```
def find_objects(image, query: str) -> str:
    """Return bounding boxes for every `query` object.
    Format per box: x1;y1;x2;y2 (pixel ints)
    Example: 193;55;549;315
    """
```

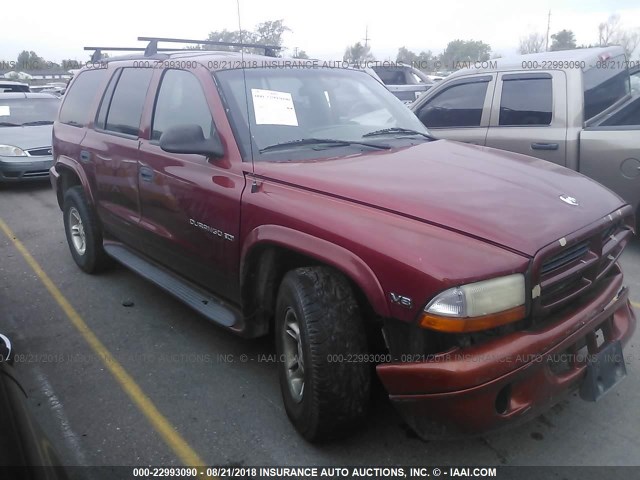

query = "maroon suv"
50;47;636;441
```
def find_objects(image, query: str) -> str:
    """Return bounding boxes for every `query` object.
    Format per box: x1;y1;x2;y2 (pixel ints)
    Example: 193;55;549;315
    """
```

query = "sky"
1;0;639;64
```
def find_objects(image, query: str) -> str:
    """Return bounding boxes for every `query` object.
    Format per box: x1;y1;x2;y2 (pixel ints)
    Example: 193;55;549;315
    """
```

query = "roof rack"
138;37;282;57
85;37;282;62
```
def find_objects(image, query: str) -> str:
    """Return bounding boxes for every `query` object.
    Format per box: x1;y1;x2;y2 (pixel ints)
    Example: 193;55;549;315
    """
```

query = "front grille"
535;217;632;317
541;240;590;275
26;147;53;156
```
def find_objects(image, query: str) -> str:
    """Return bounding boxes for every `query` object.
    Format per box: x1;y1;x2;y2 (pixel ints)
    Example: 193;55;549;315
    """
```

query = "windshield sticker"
0;106;10;116
251;88;298;126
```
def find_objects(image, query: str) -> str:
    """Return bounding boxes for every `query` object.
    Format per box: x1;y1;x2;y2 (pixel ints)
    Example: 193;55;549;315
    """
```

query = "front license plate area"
579;340;626;402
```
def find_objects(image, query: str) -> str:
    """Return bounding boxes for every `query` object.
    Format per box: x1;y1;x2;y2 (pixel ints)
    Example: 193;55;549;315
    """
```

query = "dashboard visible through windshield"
215;67;431;161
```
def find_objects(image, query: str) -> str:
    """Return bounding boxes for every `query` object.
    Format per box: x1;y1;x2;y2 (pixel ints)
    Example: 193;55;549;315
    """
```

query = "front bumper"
0;156;53;182
376;267;636;437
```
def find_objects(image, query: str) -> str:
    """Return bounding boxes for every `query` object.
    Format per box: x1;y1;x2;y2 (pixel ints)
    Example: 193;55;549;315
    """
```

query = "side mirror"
159;124;224;158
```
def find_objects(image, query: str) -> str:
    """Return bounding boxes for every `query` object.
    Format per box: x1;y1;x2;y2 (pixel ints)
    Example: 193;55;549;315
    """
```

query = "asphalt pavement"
0;181;639;470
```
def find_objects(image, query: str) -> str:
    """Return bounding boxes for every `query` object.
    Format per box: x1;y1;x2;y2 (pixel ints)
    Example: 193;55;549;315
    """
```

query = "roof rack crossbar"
138;36;282;57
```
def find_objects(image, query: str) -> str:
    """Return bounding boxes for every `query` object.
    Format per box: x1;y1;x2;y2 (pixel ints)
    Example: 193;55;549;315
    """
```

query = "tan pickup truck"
411;46;640;219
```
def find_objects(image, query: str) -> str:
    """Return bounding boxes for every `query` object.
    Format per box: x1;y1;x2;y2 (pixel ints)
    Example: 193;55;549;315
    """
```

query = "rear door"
137;68;244;301
81;67;154;246
413;74;495;144
485;71;568;166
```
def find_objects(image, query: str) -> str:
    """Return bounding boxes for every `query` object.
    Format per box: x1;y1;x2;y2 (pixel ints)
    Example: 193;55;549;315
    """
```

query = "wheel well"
241;245;383;350
56;167;82;210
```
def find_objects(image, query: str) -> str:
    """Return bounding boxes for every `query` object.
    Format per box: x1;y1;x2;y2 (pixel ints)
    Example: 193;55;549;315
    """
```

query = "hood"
0;125;53;151
253;140;626;256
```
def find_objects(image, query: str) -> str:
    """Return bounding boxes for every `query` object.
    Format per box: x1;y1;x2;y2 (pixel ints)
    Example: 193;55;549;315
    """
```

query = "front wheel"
62;186;110;273
275;267;371;441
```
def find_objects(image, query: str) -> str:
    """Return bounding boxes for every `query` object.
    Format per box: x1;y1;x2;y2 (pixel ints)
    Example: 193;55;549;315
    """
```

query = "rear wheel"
62;186;110;273
275;266;370;441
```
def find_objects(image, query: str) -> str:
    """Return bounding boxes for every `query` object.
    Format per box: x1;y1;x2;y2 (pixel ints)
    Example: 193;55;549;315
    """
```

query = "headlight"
420;274;526;333
0;145;27;157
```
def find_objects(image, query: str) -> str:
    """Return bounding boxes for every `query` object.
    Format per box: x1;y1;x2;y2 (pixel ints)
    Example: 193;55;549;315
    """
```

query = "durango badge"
559;194;579;206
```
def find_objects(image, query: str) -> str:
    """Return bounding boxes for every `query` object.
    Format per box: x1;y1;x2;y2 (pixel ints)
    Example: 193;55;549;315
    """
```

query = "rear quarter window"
59;69;109;126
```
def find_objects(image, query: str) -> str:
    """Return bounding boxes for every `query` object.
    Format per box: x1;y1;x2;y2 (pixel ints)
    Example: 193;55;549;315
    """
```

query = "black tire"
62;186;110;273
275;266;371;441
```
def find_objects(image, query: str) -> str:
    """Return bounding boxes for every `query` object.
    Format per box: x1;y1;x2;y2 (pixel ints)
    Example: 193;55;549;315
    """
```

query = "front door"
137;68;244;301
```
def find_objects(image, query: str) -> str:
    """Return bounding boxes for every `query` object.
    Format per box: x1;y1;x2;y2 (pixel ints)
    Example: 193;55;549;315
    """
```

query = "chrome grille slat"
535;220;631;318
541;240;590;275
26;147;52;156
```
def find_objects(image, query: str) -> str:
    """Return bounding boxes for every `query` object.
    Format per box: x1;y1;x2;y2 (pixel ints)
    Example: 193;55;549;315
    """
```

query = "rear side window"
151;70;213;141
103;68;153;136
59;69;108;126
417;81;488;127
499;78;552;126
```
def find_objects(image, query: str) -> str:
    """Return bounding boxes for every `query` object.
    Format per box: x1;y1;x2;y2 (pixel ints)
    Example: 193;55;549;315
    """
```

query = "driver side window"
152;69;214;141
417;81;488;128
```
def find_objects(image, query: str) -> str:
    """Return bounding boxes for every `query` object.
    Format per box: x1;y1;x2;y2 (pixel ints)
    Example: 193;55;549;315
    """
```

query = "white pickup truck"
411;46;640;219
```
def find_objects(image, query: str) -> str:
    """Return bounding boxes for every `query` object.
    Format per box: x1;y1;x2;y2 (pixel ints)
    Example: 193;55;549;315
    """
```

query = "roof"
91;50;320;72
448;46;625;79
0;92;61;99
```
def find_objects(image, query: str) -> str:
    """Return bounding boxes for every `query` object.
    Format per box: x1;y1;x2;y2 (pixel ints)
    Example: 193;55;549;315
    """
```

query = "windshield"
583;54;630;121
0;97;60;126
215;67;430;161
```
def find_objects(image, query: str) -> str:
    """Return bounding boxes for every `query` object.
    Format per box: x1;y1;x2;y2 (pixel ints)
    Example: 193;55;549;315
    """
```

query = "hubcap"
68;207;86;255
282;307;305;403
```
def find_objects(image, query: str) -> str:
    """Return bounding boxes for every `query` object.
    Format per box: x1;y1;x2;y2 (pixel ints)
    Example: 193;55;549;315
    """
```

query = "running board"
104;243;239;328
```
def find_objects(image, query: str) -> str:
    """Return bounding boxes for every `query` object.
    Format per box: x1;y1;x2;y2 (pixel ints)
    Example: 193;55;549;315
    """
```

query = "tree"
598;14;622;46
518;32;546;54
396;47;433;67
292;48;309;59
62;59;83;70
550;30;576;51
619;31;640;60
598;14;640;59
440;40;491;69
204;19;290;55
254;19;290;47
343;42;374;63
397;46;418;64
17;50;45;69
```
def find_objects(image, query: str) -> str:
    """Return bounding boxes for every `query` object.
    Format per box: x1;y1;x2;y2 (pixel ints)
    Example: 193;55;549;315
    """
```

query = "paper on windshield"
251;89;298;126
0;106;10;116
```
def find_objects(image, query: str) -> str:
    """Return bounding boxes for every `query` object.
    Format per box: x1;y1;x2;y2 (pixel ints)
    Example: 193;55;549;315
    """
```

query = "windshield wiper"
363;127;436;140
0;122;21;127
259;137;390;153
21;120;54;126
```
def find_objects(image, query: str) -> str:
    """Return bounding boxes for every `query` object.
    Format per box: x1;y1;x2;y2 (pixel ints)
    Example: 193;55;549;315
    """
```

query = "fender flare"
241;225;390;317
55;156;95;206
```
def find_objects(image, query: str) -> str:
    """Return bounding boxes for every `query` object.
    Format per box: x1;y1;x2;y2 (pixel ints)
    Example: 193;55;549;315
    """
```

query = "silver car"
0;93;60;183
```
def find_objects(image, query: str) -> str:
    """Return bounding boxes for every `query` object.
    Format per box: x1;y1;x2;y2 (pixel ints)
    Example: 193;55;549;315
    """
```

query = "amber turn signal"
419;305;526;333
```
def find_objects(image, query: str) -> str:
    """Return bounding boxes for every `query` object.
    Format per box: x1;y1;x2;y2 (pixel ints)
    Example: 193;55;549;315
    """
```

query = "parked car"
0;93;60;183
411;46;640;221
51;41;635;441
370;63;434;104
0;81;30;93
0;333;69;478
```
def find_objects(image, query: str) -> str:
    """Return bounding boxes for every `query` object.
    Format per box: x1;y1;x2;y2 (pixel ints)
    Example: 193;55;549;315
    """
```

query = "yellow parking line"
0;218;205;468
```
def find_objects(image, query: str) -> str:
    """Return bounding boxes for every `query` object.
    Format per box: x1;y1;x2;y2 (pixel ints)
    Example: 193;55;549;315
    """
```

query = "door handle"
139;166;154;182
531;142;559;151
79;150;91;163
